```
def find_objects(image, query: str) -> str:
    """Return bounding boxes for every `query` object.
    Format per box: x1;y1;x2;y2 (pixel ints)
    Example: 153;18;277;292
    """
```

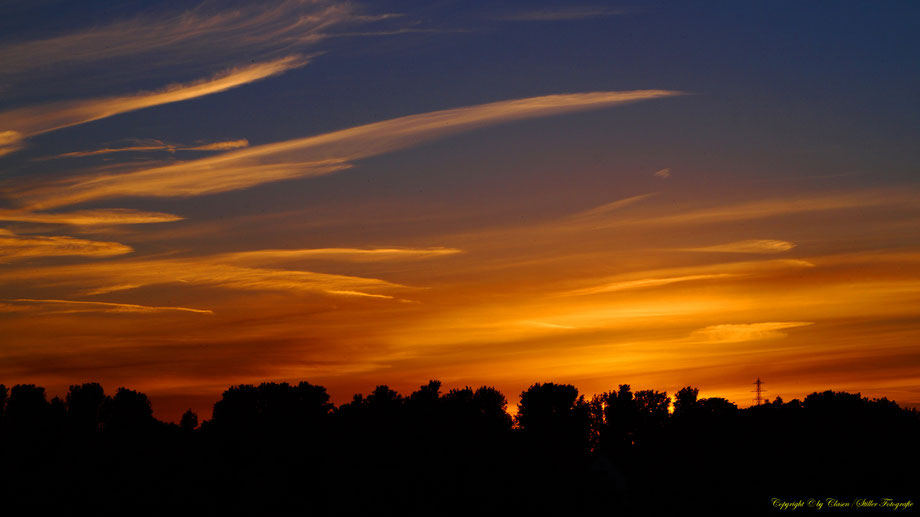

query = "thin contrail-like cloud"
561;273;739;297
4;298;214;315
568;191;919;230
0;208;182;225
679;240;796;254
40;139;250;160
18;90;683;209
218;247;462;265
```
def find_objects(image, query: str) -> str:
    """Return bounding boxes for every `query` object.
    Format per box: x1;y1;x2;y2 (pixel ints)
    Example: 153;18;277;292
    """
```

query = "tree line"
0;380;916;516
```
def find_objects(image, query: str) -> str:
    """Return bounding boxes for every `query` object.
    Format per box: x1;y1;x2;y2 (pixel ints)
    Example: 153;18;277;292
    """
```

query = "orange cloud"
0;229;132;262
0;255;407;298
0;130;24;157
218;247;462;265
679;239;796;254
5;298;213;315
636;193;910;227
561;273;739;297
0;57;306;146
689;322;814;343
43;139;250;160
0;208;182;225
0;1;375;85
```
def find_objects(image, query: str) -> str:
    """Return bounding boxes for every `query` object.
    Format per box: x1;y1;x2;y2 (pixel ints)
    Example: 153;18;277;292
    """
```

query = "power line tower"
752;377;766;406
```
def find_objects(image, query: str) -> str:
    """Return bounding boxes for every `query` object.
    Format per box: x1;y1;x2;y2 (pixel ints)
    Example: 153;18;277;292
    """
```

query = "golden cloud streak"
182;140;251;152
558;259;814;297
5;298;213;315
0;57;306;143
561;273;740;297
564;193;657;222
0;256;405;298
680;239;796;254
18;90;682;209
562;191;920;232
0;208;182;225
0;130;24;157
44;139;250;160
219;247;462;265
0;1;367;83
689;322;814;343
0;229;132;262
639;193;907;226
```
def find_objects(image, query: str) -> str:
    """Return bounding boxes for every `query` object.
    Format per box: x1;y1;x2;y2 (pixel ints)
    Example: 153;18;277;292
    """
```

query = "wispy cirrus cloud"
219;247;462;265
0;229;132;262
0;57;305;156
0;208;182;226
0;1;389;92
15;90;682;209
558;258;815;298
0;245;463;299
564;193;656;223
680;239;796;254
562;273;739;297
690;322;813;343
4;298;213;315
0;255;406;299
563;191;920;231
0;131;23;157
41;139;250;160
641;194;907;227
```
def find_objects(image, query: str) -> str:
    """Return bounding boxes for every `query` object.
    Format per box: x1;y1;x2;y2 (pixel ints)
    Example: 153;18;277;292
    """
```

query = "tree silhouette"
179;408;198;432
0;384;7;421
102;387;154;432
517;382;591;452
65;382;106;434
408;379;441;407
634;389;669;435
210;381;333;434
697;396;737;416
672;386;699;417
4;384;50;434
592;384;638;454
0;379;915;516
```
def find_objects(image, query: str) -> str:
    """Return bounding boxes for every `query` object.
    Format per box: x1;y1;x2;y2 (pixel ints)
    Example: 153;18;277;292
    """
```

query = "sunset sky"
1;0;919;421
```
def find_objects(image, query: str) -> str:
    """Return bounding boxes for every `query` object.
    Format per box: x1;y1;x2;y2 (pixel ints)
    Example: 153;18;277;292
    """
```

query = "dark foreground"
0;381;916;516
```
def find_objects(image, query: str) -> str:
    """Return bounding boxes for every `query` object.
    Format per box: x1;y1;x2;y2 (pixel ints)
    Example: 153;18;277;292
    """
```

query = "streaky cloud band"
18;90;683;209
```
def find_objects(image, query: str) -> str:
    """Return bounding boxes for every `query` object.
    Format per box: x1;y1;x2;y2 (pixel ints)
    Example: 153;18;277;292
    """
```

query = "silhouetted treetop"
210;381;332;433
180;409;198;432
517;382;591;451
4;384;50;433
672;386;699;417
66;382;106;433
103;387;154;432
